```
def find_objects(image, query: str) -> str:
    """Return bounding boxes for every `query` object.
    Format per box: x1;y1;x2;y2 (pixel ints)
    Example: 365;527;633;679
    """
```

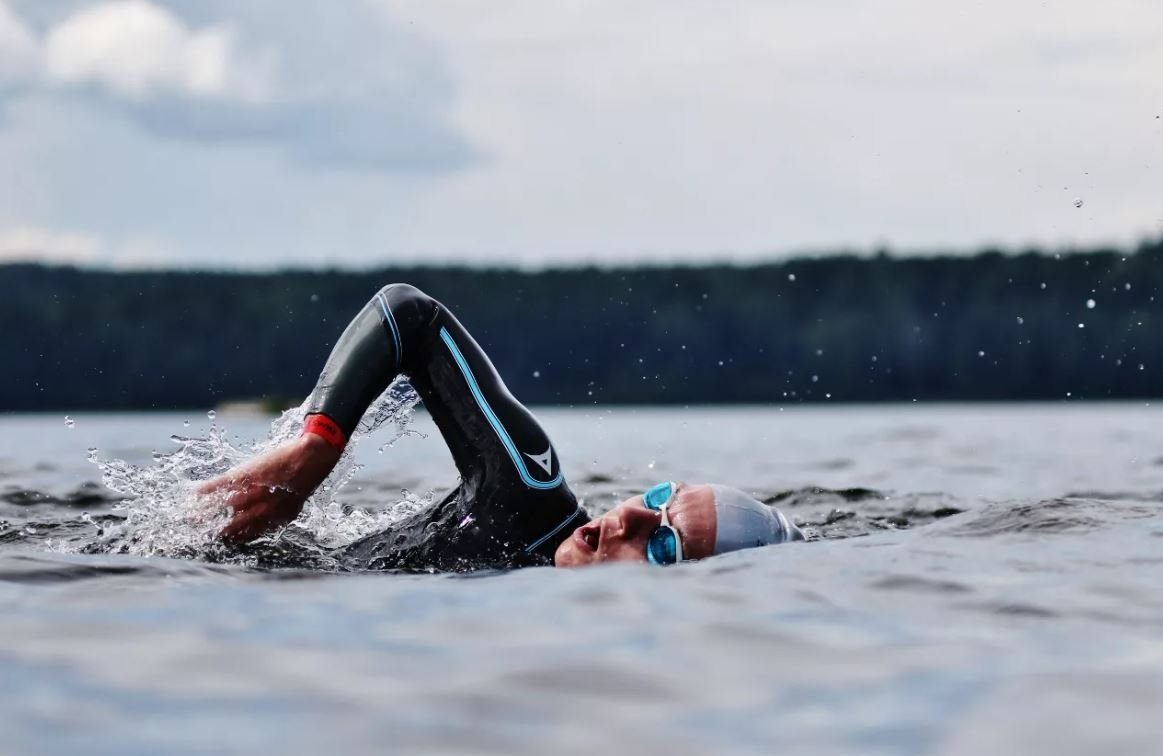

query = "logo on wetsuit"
523;446;554;476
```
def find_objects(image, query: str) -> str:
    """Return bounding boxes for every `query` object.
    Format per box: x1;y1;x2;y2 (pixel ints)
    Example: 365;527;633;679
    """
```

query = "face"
554;482;717;567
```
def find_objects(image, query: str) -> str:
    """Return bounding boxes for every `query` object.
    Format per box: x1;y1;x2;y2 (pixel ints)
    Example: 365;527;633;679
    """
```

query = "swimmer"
199;284;803;570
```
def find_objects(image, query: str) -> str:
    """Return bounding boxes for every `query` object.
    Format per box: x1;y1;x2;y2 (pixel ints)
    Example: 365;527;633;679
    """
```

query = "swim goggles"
642;481;685;565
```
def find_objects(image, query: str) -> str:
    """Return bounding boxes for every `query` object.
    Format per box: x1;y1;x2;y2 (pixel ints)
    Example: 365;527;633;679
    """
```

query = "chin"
553;540;589;568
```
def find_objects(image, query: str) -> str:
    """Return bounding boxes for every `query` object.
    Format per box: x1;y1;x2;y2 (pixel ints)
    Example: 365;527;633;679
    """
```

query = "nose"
617;504;662;538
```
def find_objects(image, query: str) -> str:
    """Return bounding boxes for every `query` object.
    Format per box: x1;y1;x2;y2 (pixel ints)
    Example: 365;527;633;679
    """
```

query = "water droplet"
787;273;796;282
206;410;216;421
647;461;656;469
1086;299;1096;309
1140;364;1146;371
86;447;98;463
1078;323;1085;329
978;350;986;357
811;375;819;383
1040;282;1047;290
1073;197;1084;208
310;293;319;302
532;370;541;378
183;420;190;427
63;416;75;429
1125;283;1132;291
1016;316;1024;325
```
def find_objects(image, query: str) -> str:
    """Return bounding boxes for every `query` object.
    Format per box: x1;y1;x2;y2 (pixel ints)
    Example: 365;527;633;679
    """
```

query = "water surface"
2;403;1163;755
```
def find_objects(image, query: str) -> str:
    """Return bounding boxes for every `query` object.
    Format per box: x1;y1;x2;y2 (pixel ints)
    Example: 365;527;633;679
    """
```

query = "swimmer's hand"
198;434;343;543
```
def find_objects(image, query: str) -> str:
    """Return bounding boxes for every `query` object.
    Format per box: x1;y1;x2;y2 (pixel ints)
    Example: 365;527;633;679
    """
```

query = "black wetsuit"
307;284;589;572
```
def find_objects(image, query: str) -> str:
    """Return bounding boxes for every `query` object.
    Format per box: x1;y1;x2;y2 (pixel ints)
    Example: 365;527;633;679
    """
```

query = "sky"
0;0;1159;269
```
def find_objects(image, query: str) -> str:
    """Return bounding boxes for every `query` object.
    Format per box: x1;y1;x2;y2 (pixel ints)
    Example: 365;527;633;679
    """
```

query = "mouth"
573;523;600;554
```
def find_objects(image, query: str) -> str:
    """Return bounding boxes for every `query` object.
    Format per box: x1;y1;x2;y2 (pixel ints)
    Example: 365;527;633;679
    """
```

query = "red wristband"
302;414;347;450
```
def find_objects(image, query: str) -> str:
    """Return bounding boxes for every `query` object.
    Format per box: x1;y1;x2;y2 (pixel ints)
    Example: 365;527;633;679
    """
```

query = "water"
3;403;1163;754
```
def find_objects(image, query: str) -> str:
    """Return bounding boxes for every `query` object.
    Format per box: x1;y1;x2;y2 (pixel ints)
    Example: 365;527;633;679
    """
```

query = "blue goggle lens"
642;481;673;511
646;526;679;565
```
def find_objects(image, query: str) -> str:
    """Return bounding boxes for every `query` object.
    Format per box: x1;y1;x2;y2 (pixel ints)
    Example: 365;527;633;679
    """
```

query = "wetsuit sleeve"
307;284;585;563
305;286;406;437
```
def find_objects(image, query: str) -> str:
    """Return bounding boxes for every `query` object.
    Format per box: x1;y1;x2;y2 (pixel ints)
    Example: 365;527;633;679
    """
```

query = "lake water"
3;403;1163;755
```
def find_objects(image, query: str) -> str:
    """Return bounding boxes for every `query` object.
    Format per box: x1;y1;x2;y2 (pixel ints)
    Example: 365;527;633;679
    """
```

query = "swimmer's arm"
305;288;406;439
203;286;403;542
199;433;342;543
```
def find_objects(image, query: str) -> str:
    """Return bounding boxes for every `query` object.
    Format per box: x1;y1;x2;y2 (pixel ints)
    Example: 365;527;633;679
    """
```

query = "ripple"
1065;490;1163;502
0;553;240;585
766;486;886;505
949;499;1123;537
0;482;121;508
764;487;965;540
970;600;1060;619
870;574;974;594
503;662;677;700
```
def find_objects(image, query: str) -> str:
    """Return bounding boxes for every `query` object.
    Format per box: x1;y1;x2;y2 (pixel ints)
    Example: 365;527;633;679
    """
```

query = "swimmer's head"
554;482;803;567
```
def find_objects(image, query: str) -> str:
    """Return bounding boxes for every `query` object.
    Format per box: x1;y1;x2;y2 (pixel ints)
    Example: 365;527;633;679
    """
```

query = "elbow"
378;283;440;329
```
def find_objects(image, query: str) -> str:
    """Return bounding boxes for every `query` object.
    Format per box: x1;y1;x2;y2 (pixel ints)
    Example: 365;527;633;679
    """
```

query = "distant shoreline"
5;236;1162;411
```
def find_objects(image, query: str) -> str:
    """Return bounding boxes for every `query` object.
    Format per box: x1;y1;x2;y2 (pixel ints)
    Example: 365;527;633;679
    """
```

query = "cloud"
0;0;474;171
2;0;1160;270
0;226;101;263
0;0;36;81
0;223;182;268
41;0;273;103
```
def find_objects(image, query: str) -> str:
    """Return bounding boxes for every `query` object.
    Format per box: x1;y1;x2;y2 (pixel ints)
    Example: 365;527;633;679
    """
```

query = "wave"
0;551;340;585
947;497;1163;538
1;482;122;508
760;486;966;540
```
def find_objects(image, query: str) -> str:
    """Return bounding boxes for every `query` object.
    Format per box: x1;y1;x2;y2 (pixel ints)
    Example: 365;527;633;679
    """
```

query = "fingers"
197;472;242;495
221;508;265;544
219;494;301;544
196;477;221;495
221;502;282;544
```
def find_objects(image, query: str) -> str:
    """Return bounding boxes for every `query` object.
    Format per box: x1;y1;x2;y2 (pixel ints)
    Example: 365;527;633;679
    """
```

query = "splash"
77;378;428;562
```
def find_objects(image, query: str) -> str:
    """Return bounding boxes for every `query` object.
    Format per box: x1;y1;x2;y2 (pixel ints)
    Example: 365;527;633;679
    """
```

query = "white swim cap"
709;484;804;555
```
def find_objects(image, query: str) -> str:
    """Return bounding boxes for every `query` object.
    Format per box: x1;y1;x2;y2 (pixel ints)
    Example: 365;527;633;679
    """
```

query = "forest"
2;237;1161;411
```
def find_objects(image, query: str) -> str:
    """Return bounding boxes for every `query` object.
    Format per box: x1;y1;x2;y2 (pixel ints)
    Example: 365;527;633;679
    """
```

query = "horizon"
3;233;1161;275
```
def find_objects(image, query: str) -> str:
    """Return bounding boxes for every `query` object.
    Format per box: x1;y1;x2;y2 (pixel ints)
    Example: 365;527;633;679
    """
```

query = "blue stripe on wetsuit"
439;326;563;491
524;510;577;552
376;292;403;370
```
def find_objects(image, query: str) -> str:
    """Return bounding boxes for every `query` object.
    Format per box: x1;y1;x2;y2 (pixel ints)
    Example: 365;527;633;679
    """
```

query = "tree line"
2;237;1161;411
